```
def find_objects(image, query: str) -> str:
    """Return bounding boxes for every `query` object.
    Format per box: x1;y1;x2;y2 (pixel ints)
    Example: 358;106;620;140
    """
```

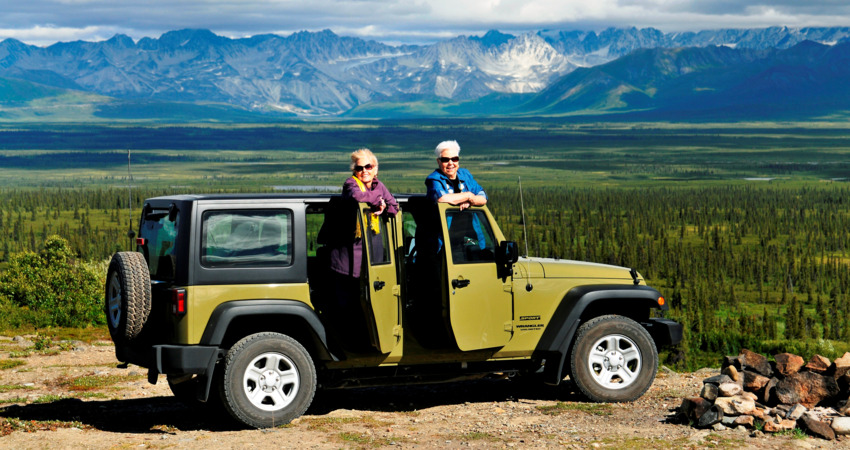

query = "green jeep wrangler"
105;193;682;428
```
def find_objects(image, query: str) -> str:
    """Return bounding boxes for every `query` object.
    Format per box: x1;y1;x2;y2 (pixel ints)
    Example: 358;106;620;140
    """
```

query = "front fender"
534;285;666;385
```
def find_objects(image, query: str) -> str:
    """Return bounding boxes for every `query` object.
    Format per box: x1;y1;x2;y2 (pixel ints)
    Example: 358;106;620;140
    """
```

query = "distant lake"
271;185;340;192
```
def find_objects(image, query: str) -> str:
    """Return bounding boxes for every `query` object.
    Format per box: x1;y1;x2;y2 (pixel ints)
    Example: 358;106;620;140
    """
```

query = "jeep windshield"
138;208;179;281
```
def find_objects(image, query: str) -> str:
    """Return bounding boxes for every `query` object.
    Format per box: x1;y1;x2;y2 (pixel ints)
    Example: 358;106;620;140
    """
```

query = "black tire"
569;314;658;402
220;332;316;428
104;251;151;342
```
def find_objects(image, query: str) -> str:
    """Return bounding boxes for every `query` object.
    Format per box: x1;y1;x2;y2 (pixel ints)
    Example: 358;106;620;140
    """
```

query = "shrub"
0;235;105;328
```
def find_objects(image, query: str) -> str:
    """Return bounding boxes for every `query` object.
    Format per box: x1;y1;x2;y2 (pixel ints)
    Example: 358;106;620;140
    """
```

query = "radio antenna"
127;150;135;248
518;177;533;291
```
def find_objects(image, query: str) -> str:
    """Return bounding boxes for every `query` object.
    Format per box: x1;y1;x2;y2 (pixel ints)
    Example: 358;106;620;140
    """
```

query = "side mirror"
497;241;518;279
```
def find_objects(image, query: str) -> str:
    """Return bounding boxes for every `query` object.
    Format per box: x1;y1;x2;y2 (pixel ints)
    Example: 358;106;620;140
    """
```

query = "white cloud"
0;0;848;46
0;25;128;46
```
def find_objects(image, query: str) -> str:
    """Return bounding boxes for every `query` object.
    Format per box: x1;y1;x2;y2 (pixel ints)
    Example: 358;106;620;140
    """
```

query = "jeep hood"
514;257;641;282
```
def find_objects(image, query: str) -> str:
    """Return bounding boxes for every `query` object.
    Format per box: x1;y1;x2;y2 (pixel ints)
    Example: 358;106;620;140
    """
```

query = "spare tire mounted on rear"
105;251;152;342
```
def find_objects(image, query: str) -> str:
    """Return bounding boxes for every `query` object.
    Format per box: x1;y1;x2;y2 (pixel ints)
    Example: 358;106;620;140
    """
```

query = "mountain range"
1;26;850;120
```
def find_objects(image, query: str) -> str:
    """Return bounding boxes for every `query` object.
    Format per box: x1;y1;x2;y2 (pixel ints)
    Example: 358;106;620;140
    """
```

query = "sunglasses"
438;156;460;163
354;164;374;172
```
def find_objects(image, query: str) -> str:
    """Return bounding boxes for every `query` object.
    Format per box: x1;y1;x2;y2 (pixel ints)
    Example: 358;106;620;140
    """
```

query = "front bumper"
642;318;684;347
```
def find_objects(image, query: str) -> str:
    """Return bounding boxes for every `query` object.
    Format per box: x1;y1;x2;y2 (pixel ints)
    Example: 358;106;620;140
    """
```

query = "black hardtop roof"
145;193;421;204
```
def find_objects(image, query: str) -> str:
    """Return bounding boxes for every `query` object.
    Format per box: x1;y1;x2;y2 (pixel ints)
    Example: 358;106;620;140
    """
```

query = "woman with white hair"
425;140;487;210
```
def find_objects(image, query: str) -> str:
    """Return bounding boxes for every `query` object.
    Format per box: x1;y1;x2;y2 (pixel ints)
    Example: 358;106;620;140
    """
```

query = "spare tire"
105;251;151;342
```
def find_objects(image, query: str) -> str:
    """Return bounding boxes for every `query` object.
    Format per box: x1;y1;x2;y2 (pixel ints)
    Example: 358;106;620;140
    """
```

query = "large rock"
786;403;807;420
805;355;832;374
833;352;850;379
832;416;850;435
680;397;711;422
718;382;742;397
763;377;780;405
702;374;734;386
775;372;840;408
734;415;755;428
722;365;740;382
763;418;797;433
800;415;836;440
740;349;773;377
700;383;719;402
774;353;805;377
714;395;756;415
743;370;770;392
697;404;724;428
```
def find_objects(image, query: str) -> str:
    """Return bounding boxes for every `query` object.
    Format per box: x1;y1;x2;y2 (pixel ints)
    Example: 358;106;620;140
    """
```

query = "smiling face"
437;148;460;180
353;156;377;186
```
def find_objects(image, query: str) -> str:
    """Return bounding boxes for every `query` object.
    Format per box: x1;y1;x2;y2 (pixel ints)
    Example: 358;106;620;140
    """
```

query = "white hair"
434;140;460;158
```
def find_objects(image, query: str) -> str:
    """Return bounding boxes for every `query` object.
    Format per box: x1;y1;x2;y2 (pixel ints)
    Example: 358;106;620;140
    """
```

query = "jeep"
105;193;682;428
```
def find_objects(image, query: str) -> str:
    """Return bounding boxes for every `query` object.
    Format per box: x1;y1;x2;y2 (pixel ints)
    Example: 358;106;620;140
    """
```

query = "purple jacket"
329;177;398;278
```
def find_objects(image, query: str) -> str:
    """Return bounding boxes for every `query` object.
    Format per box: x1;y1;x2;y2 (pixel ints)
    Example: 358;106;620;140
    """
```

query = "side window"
364;208;391;265
139;210;178;280
201;210;292;268
445;210;496;263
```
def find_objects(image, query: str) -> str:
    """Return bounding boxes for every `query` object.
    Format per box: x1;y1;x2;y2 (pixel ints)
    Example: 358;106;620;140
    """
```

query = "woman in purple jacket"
326;148;398;350
329;148;399;278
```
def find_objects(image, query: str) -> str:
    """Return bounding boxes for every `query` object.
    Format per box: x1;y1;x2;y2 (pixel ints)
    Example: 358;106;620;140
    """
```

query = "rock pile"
679;349;850;440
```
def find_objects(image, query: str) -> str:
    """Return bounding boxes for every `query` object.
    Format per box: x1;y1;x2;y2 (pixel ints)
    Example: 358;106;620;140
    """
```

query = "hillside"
2;26;850;120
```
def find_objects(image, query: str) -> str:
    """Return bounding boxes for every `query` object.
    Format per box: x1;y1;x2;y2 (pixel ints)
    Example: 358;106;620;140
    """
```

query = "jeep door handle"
373;280;386;290
452;279;470;289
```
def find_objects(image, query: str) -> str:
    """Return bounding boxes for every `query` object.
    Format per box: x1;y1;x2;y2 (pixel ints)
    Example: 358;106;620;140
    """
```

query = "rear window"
138;209;179;280
201;210;293;268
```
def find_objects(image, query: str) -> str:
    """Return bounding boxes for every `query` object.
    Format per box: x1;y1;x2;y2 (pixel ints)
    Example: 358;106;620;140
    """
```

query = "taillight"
171;289;187;317
657;296;666;307
136;237;147;246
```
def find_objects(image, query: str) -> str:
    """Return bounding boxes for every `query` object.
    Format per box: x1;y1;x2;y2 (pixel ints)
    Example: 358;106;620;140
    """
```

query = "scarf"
352;176;381;238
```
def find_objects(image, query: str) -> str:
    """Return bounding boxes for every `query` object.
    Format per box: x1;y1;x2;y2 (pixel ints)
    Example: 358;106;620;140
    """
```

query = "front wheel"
569;315;658;402
220;332;316;428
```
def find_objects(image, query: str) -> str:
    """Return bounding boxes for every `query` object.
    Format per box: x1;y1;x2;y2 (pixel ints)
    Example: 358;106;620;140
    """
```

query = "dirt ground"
0;335;847;449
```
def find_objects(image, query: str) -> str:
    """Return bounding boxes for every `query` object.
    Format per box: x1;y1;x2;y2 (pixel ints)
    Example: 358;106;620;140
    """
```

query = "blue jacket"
424;168;488;251
425;168;487;202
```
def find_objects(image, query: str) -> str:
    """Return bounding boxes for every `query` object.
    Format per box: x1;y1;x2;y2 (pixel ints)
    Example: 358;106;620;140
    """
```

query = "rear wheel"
220;332;316;428
104;252;151;342
569;315;657;402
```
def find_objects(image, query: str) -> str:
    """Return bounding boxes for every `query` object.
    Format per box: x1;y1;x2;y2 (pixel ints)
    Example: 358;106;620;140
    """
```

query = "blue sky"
1;0;849;47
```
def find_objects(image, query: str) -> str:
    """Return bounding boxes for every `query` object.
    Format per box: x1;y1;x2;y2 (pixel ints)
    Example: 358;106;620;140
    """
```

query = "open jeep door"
359;204;402;353
439;204;513;351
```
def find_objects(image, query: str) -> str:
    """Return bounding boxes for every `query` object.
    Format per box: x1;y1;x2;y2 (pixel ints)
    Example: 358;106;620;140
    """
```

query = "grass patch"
0;417;89;437
537;402;614;416
74;391;109;399
0;359;25;370
299;415;392;432
31;394;72;404
0;384;33;393
0;396;29;404
299;416;361;431
59;373;144;391
776;428;808;439
460;431;501;441
337;432;401;447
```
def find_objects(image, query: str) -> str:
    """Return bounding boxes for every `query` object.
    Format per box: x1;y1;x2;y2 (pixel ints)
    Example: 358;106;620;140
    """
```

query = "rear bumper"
151;344;219;377
642;318;684;347
116;344;219;384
